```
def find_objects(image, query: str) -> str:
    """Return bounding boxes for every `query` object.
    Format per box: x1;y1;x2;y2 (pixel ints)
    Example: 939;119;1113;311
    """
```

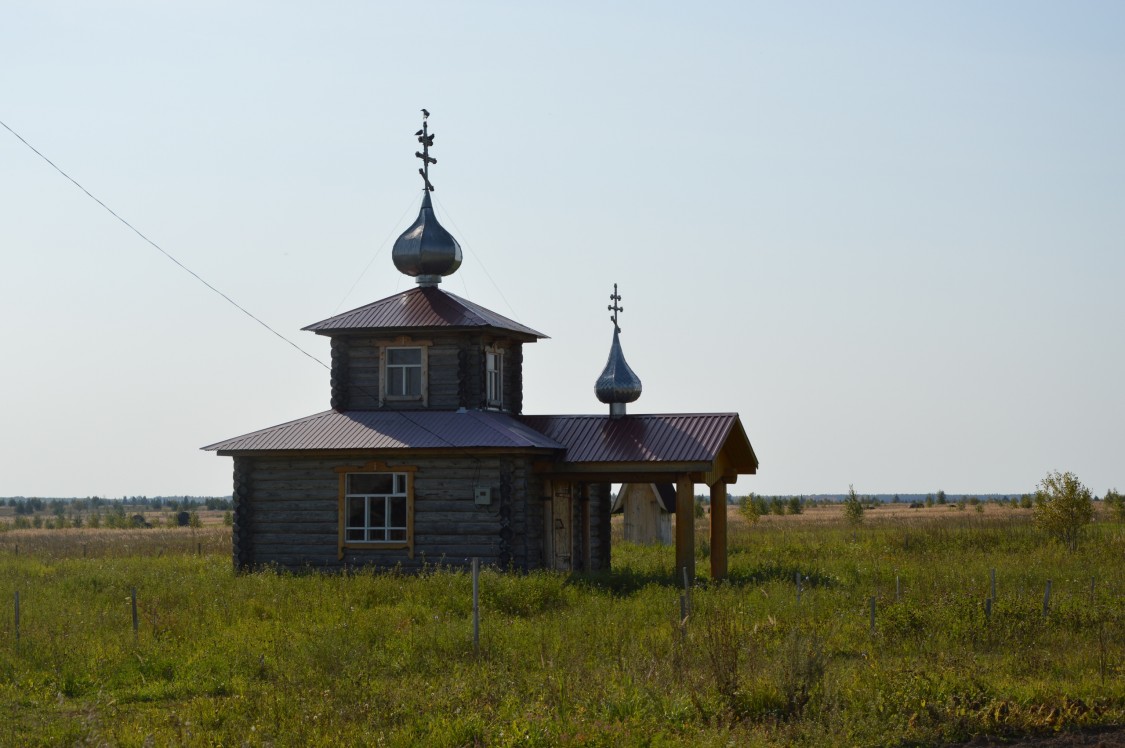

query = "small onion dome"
392;192;463;286
595;327;642;416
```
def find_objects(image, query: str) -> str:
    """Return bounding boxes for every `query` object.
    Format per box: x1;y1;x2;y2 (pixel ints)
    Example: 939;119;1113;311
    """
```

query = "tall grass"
0;514;1121;746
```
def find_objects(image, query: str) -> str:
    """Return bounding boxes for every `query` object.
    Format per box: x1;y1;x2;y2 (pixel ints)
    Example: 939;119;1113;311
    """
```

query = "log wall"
329;333;526;414
236;454;545;572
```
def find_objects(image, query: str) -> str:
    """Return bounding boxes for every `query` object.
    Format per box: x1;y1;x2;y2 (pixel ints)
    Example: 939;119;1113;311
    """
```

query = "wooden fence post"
869;596;876;636
984;597;992;623
1042;579;1052;618
131;588;139;635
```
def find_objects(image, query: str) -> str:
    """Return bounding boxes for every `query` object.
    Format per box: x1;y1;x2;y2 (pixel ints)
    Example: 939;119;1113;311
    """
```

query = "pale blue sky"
2;2;1123;497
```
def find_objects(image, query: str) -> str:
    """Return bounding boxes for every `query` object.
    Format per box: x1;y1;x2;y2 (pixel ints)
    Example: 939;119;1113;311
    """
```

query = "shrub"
739;495;761;524
189;511;203;529
787;496;803;515
223;510;234;527
843;485;864;527
1033;470;1093;551
1104;488;1125;522
770;497;786;516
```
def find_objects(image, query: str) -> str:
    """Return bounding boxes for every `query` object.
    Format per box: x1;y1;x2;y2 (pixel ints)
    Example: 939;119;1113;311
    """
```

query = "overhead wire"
330;191;423;314
431;192;521;321
1;117;331;371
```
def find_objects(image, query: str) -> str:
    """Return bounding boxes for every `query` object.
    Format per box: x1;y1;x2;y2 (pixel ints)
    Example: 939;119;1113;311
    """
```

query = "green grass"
0;513;1122;746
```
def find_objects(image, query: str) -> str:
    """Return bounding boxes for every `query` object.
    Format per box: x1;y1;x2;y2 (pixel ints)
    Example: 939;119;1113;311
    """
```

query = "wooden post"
985;597;992;623
675;475;695;585
471;558;480;654
869;596;876;636
1043;579;1052;618
990;568;996;601
709;482;727;581
131;588;139;635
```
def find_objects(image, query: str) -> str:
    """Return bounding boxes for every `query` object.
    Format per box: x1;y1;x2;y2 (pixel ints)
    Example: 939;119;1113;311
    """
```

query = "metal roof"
518;413;757;472
202;410;565;454
302;287;546;340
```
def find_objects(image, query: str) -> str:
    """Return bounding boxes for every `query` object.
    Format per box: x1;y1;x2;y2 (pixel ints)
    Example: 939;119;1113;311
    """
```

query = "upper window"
385;347;422;399
486;349;503;407
344;472;409;544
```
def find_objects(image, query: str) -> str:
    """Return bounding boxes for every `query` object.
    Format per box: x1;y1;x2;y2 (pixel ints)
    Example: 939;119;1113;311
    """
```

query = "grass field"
0;506;1122;746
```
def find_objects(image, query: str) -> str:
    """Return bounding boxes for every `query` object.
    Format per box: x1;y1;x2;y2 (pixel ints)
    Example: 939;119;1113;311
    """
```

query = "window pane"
405;368;422;396
371;498;387;528
395;474;406;494
346;528;365;542
348;474;394;494
388;528;406;542
347;497;366;528
388;348;421;366
390;498;407;527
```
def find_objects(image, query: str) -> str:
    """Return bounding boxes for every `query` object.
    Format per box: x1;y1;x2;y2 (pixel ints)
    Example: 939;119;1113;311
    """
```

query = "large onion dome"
391;192;463;286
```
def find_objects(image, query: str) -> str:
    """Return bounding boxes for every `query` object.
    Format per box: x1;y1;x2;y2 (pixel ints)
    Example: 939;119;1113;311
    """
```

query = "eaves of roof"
202;409;565;455
301;286;546;341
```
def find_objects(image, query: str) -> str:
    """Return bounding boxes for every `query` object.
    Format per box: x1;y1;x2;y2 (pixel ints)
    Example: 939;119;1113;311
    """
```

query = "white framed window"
384;347;423;400
336;461;416;558
486;349;503;407
343;472;409;544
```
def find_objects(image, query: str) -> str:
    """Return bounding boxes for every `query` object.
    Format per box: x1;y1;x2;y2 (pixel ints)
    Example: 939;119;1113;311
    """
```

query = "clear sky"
2;2;1123;498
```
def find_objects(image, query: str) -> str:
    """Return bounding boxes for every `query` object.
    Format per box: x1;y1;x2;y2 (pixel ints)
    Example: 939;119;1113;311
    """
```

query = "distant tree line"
2;496;232;514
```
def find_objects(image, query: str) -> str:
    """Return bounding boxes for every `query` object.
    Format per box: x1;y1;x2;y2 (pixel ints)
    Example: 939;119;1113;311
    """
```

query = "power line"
431;193;521;322
1;118;329;372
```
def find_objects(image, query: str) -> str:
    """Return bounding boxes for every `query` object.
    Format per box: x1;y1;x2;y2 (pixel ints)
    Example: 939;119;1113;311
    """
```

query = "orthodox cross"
415;108;436;192
608;283;623;333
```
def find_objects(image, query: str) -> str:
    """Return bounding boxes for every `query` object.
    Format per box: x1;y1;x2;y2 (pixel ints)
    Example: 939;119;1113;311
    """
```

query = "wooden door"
550;481;573;571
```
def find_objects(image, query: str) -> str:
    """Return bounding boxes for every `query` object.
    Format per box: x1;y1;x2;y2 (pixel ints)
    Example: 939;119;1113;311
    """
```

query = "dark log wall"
237;454;542;572
329;333;526;413
232;457;254;570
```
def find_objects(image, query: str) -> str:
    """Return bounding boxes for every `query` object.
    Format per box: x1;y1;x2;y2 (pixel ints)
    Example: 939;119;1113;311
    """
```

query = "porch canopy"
521;413;758;582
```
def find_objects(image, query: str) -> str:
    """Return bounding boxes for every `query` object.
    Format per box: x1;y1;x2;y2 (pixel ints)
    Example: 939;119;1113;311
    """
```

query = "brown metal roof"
202;410;565;454
518;413;758;473
302;287;546;340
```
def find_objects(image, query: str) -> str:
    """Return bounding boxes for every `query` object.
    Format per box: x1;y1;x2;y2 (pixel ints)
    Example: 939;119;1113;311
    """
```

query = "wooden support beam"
710;481;728;581
675;474;695;585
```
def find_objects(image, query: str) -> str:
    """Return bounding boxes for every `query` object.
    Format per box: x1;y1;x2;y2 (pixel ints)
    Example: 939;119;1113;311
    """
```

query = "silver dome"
595;327;642;415
391;192;463;286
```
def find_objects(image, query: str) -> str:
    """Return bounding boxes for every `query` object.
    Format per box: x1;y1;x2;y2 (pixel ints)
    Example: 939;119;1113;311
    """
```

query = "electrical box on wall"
474;486;492;505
